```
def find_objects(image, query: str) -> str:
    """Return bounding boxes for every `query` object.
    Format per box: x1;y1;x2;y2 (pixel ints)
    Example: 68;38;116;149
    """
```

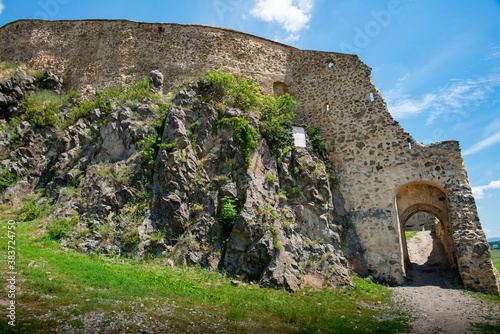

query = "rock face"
0;19;498;294
145;91;350;291
0;69;351;291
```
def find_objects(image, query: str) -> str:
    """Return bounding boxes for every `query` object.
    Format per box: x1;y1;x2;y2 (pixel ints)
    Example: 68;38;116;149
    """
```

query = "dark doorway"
403;212;461;287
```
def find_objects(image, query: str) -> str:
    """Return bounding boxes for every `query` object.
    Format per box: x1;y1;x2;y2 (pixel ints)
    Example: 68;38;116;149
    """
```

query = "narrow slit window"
370;92;375;102
328;62;334;68
326;103;330;111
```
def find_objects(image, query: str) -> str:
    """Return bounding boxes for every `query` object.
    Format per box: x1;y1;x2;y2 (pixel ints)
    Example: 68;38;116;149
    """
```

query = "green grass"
0;62;44;81
404;231;419;242
490;249;500;271
0;169;19;193
0;201;411;333
470;321;500;334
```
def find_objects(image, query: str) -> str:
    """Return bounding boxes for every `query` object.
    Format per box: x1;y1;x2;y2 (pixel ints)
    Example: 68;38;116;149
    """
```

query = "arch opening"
396;182;461;286
273;81;289;97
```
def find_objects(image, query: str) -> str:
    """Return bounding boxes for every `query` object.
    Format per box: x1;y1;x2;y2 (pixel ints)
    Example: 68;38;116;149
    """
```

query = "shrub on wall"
199;68;261;111
219;196;238;227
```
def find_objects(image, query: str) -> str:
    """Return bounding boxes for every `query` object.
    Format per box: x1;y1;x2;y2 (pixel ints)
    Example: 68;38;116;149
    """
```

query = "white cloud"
463;130;500;156
385;90;437;119
0;1;4;16
275;33;300;44
489;51;500;59
250;0;313;32
472;179;500;199
385;73;500;122
486;117;500;136
486;45;500;60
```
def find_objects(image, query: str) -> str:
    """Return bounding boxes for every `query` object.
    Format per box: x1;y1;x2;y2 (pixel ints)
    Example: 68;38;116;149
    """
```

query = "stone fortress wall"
0;19;498;293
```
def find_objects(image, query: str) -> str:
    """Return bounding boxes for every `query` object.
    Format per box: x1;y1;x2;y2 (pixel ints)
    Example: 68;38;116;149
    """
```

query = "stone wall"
405;212;438;231
0;19;498;293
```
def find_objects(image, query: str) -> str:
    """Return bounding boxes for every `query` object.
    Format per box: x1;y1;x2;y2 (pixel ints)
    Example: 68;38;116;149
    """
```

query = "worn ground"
393;231;500;334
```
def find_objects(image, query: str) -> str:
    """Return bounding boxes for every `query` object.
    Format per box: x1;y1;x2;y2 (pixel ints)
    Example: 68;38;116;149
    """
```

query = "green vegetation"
261;93;296;165
201;69;296;168
199;68;261;111
265;171;275;184
0;66;437;333
17;194;50;222
404;231;419;242
0;199;413;333
140;104;171;165
489;241;500;271
47;216;80;240
259;205;279;221
0;61;18;79
0;169;18;193
218;116;259;167
0;61;44;81
470;321;500;334
94;163;133;184
150;230;165;243
219;196;238;227
271;226;283;250
19;90;67;128
327;169;340;187
68;77;159;126
16;77;160;130
306;125;329;155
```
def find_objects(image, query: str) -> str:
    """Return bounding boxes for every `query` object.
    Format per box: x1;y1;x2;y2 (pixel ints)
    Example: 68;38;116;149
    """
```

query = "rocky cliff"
0;65;357;291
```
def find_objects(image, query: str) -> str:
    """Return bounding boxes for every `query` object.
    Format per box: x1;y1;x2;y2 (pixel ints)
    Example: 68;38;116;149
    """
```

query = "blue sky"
0;0;499;238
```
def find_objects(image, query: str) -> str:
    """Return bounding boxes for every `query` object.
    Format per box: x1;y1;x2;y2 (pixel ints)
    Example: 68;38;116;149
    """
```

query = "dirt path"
391;231;500;333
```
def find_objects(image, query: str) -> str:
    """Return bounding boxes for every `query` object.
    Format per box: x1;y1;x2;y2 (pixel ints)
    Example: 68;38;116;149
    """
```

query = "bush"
219;116;259;168
306;126;329;156
0;169;18;193
271;227;282;250
47;216;79;240
0;61;18;79
66;77;159;128
20;91;65;128
18;195;49;221
122;225;140;247
261;93;296;165
219;196;238;227
121;77;159;102
140;104;171;165
199;68;261;112
265;172;275;184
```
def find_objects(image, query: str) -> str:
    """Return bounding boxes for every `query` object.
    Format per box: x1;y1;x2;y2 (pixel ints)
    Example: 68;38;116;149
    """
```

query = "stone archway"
396;182;458;277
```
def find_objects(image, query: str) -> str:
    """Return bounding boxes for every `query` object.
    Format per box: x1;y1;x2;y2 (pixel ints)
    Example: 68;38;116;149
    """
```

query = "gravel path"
392;231;500;334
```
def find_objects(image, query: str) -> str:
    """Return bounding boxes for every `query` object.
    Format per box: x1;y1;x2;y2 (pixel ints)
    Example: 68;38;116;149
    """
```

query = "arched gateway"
393;181;499;292
396;182;458;275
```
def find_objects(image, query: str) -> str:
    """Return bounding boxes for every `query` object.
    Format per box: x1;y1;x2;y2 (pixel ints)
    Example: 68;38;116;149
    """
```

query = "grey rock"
38;71;63;93
15;121;31;137
149;70;164;89
119;107;133;120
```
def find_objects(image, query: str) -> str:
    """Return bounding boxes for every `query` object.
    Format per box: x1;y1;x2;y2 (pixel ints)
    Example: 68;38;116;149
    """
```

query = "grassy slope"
489;242;500;271
491;249;500;271
0;199;411;334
